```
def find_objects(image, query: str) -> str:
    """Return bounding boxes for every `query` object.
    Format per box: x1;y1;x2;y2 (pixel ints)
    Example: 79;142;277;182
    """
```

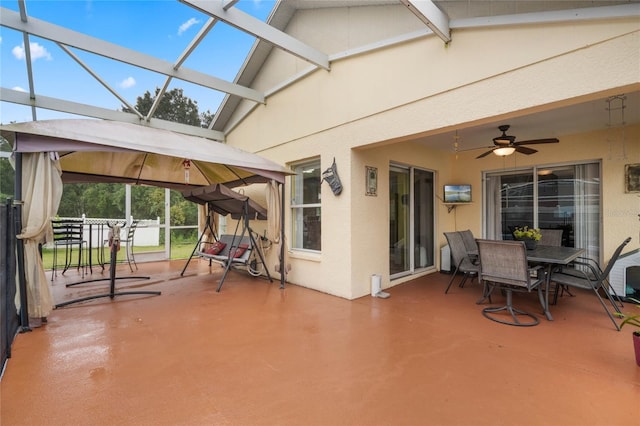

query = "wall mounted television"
443;184;472;203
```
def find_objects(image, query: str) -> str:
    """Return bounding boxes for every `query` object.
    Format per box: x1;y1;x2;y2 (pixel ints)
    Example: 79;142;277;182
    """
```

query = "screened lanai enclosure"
1;0;639;373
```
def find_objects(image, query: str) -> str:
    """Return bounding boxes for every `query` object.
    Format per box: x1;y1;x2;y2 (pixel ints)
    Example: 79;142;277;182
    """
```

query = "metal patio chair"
459;229;479;258
539;229;563;247
549;237;631;331
51;219;87;280
477;239;545;327
123;220;139;272
444;231;479;294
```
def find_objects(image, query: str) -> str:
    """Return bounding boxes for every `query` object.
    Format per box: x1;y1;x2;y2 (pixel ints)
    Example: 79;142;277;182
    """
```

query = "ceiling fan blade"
476;149;495;159
513;138;559;146
515;146;538;155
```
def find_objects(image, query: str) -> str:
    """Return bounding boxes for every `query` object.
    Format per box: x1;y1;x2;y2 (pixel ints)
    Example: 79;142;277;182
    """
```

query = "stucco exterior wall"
225;7;640;299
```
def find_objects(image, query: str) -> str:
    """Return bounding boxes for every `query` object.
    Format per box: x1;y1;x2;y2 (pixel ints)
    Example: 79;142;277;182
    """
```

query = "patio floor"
2;259;639;425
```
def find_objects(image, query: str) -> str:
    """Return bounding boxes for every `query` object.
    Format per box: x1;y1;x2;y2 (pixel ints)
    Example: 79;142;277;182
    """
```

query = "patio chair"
549;237;631;331
123;220;139;272
443;232;479;294
539;229;563;247
459;229;479;257
535;228;565;298
477;239;545;326
51;219;87;280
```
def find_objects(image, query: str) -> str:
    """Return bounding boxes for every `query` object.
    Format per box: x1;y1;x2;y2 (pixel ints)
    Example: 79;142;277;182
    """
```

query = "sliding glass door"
484;162;601;261
389;165;435;278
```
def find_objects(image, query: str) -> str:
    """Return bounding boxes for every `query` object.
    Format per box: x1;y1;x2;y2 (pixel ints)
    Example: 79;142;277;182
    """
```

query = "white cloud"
119;77;136;89
178;18;200;35
12;86;27;92
12;42;52;61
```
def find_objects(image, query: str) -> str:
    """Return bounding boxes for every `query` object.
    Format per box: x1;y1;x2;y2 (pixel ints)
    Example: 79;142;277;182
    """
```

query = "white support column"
164;188;171;259
125;184;132;226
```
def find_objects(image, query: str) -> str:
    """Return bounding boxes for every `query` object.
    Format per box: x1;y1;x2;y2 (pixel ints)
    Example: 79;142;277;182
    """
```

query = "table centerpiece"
513;226;542;250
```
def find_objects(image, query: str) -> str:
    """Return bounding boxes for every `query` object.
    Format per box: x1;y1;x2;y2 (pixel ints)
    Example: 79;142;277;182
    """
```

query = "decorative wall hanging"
366;166;377;196
625;163;640;193
606;95;628;160
321;158;343;195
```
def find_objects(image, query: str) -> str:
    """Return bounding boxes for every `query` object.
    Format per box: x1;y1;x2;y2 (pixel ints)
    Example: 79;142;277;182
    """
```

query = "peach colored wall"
224;6;640;299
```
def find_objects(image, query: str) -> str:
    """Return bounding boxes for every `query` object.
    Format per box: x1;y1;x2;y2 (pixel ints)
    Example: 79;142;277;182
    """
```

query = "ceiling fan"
476;125;559;159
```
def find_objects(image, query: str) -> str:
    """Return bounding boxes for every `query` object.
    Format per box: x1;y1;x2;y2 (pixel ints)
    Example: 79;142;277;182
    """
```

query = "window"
291;159;321;251
484;161;600;261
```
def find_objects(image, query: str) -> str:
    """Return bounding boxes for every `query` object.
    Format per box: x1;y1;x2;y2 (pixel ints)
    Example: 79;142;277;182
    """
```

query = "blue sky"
0;0;276;124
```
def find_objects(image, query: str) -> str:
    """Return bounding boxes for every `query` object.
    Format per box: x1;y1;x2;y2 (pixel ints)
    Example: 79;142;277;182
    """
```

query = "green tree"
131;186;165;219
57;183;125;218
123;88;202;126
200;109;214;128
0;137;15;201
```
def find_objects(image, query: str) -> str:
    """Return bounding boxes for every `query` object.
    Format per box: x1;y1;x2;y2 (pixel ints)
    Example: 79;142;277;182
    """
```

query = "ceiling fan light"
493;146;516;156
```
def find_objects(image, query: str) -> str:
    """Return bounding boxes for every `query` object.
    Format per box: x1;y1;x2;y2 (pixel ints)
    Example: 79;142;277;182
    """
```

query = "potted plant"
513;226;542;250
616;298;640;367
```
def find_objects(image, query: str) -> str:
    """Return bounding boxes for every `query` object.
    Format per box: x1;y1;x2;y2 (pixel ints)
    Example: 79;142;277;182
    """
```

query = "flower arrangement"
513;226;542;241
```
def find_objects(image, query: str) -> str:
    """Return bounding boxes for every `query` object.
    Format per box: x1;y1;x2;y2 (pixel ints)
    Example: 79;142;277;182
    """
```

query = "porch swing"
180;184;273;292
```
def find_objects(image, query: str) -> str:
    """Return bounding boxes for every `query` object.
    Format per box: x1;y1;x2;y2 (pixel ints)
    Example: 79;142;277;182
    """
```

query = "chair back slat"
51;219;84;243
127;220;139;240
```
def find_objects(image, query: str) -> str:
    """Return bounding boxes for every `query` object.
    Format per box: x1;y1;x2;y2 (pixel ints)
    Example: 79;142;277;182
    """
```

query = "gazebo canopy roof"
182;183;267;220
1;119;291;191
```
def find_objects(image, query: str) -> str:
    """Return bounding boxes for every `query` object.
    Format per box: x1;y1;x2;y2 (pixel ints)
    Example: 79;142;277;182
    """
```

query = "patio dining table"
525;245;585;321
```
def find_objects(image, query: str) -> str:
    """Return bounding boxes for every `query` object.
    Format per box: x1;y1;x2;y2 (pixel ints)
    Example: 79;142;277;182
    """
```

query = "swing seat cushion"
230;243;249;258
197;235;253;265
205;241;226;255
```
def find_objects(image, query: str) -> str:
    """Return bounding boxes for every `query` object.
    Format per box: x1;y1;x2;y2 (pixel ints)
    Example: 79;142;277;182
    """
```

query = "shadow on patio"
2;259;639;425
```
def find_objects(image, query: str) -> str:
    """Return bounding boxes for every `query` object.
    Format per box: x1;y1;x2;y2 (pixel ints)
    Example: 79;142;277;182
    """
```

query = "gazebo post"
13;152;30;331
280;181;285;289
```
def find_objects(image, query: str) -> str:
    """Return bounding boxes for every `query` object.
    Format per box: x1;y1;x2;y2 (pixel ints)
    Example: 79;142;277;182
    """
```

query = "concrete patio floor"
1;259;639;425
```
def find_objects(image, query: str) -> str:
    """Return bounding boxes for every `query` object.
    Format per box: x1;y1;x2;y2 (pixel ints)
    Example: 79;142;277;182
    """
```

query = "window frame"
290;158;322;252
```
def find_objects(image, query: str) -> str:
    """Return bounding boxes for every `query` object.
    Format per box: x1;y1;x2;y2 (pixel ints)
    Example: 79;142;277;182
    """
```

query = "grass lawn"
40;242;195;270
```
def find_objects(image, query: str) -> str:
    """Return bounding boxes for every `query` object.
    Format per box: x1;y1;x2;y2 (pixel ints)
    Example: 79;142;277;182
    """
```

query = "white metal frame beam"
0;87;226;141
148;17;219;123
400;0;450;44
181;0;330;71
0;7;265;104
452;3;640;28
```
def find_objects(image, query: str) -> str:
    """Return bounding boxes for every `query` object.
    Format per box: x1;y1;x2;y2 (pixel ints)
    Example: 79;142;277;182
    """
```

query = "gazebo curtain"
16;152;63;319
266;180;289;279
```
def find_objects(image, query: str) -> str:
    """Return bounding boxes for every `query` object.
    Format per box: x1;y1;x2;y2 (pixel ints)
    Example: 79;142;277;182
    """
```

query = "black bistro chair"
51;219;87;279
123;220;140;272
